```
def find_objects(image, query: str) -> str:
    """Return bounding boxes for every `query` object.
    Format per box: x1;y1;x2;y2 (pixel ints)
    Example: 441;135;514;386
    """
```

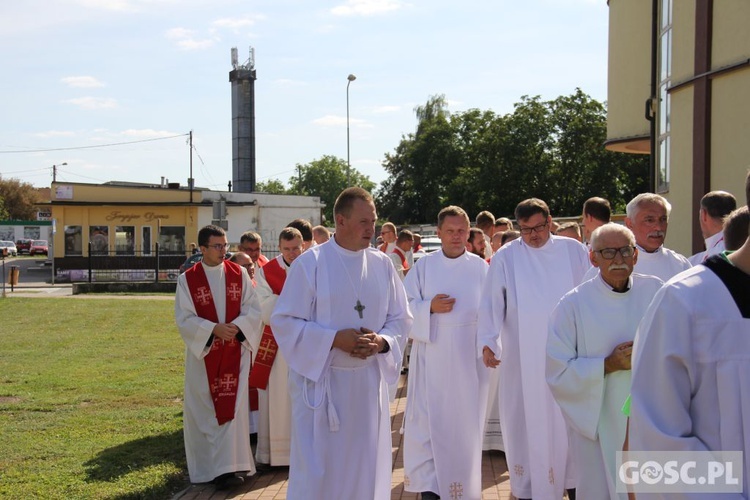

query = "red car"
29;240;49;256
16;238;33;254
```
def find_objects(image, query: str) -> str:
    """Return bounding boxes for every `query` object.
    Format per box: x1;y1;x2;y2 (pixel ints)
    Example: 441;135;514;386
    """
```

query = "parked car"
16;238;33;254
0;241;18;257
29;240;49;256
179;253;203;274
413;236;441;262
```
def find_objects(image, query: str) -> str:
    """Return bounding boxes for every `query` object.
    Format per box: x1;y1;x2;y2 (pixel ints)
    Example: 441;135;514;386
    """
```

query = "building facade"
606;0;750;255
51;181;324;282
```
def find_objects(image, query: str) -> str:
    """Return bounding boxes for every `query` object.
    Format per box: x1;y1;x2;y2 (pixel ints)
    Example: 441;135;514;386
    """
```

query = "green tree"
376;91;648;223
254;179;287;194
288;155;375;223
0;176;40;220
0;195;9;220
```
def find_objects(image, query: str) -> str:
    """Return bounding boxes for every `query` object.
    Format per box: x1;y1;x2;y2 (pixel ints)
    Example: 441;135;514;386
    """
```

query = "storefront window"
115;226;135;255
65;226;83;256
90;226;109;255
142;227;152;256
159;226;186;254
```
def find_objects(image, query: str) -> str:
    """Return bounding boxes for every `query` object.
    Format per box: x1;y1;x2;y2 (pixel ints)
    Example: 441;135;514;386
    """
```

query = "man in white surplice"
270;187;413;500
582;193;690;284
402;205;489;500
250;227;304;467
546;224;663;499
479;198;590;500
175;225;262;489
629;174;750;498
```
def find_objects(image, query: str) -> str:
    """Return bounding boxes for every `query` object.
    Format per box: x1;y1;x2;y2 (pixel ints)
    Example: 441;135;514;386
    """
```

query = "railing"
54;243;185;283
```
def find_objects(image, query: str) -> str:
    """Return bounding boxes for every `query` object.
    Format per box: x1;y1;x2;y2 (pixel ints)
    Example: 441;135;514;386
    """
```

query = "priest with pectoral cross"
270;187;412;500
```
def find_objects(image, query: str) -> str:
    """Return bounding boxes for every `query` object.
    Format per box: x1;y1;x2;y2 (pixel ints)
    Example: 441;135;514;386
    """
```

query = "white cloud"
35;130;76;138
165;27;217;50
61;76;105;88
63;97;118;110
313;114;371;128
331;0;406;17
120;129;178;138
371;105;400;114
212;16;264;32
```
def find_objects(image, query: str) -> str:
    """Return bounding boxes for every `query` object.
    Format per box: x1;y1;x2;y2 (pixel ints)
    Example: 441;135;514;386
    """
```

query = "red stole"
379;242;388;252
393;247;408;270
185;260;244;425
248;257;286;390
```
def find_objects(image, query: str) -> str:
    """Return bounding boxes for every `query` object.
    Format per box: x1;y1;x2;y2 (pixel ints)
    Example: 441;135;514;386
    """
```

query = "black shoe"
255;462;271;473
214;472;244;490
421;492;440;500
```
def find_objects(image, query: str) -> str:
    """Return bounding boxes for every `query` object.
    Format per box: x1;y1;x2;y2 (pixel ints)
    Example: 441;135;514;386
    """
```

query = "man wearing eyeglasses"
250;227;304;469
175;224;262;490
378;221;397;253
239;231;269;268
479;198;590;500
546;223;663;499
629;171;750;496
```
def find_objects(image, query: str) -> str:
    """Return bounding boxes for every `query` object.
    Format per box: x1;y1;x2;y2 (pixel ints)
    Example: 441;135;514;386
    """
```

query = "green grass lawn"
0;297;189;499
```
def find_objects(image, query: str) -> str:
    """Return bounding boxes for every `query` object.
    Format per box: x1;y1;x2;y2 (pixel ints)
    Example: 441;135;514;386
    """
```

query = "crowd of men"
174;175;750;499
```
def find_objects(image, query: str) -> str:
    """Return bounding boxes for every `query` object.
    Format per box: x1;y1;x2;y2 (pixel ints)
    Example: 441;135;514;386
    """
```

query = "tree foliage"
254;179;288;194
375;89;649;224
287;155;376;224
0;176;40;220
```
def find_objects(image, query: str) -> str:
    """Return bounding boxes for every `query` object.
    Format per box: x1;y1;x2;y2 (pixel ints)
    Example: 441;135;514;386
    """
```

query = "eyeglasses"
206;243;229;251
519;222;548;235
594;246;635;259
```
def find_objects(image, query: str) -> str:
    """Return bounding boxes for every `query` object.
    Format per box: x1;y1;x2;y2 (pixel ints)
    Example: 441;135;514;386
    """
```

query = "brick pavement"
174;374;514;500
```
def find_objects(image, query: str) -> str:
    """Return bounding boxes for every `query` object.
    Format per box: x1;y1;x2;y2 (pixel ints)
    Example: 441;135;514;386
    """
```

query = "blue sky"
0;0;608;191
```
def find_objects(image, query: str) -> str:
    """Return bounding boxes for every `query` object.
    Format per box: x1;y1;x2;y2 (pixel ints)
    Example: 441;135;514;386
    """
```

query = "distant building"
50;180;324;282
606;0;750;255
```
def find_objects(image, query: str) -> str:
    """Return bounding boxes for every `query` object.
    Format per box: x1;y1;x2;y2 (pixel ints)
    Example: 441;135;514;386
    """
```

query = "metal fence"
54;243;185;283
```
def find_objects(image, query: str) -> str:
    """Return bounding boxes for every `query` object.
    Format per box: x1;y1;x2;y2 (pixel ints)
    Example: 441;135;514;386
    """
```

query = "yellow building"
51;181;324;282
606;0;750;255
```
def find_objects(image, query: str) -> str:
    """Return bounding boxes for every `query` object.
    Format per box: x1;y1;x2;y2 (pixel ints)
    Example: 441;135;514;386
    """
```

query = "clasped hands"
212;323;240;341
334;327;386;359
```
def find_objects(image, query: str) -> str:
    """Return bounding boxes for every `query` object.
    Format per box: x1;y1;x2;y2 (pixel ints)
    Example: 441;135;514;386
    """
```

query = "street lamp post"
346;74;356;187
51;162;66;286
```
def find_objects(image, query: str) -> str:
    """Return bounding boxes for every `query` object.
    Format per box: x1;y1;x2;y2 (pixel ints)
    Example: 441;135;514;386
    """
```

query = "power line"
0;133;189;154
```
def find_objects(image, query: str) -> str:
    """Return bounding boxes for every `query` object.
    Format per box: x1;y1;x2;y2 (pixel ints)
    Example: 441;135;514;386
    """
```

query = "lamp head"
347;74;357;82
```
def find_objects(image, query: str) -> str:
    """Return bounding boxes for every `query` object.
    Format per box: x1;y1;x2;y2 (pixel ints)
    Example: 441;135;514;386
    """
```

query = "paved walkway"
174;375;513;500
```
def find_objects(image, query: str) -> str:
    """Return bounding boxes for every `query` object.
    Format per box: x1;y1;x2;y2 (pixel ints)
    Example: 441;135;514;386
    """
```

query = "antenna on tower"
231;47;238;69
248;46;255;70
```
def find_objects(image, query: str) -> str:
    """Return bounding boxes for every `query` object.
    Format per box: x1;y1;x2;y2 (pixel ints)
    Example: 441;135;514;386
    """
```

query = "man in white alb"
175;225;262;489
688;190;736;264
629;172;750;497
547;223;663;499
479;198;590;500
250;227;304;467
402;205;489;500
270;187;412;500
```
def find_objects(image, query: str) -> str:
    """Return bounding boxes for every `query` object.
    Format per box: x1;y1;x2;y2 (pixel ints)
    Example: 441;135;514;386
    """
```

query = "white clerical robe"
688;231;726;265
478;235;590;499
547;273;663;499
583;244;690;283
252;255;292;466
270;237;413;500
175;262;262;483
402;250;489;499
630;259;750;499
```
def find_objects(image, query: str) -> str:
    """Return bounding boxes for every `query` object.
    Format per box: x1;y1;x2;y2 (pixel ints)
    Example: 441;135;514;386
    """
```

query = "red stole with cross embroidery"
185;260;244;425
248;257;286;390
392;247;408;270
